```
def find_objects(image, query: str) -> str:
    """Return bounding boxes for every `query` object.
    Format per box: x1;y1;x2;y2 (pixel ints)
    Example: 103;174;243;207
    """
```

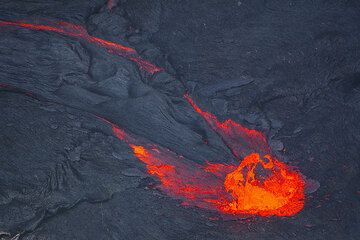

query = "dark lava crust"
0;1;359;239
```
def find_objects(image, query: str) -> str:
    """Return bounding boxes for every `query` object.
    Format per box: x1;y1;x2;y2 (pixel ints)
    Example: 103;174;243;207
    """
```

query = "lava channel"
0;18;305;217
0;20;162;74
103;106;304;217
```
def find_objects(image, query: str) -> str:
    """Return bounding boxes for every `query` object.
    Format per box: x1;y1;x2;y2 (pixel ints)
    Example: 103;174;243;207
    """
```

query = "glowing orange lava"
184;93;270;158
104;112;304;217
0;18;305;217
222;153;304;216
184;94;305;216
0;20;162;74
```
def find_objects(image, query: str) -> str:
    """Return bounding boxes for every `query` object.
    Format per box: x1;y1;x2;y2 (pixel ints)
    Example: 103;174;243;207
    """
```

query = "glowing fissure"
0;20;162;74
0;18;305;216
184;94;270;158
129;57;162;75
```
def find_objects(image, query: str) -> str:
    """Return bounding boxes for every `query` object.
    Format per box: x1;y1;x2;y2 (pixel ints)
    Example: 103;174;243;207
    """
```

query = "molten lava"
0;18;305;217
222;153;304;216
184;93;270;158
0;20;162;74
184;94;304;216
105;112;304;217
109;94;305;216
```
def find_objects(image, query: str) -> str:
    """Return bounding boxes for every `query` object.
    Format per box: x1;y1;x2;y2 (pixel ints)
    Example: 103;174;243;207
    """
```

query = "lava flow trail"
0;20;162;74
0;19;305;216
102;109;304;217
183;95;305;216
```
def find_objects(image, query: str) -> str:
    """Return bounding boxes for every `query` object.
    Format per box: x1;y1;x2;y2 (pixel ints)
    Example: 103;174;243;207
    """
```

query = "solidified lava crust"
0;1;359;240
0;18;305;217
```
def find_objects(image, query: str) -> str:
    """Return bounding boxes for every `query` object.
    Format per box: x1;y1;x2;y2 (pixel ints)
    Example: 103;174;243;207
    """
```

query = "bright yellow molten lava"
222;153;304;216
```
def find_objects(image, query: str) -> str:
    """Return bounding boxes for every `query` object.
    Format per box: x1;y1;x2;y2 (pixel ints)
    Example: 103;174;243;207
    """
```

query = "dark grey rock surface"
0;0;359;239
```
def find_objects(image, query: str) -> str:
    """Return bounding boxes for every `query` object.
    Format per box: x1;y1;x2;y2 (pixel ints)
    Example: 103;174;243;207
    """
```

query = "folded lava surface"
0;1;359;240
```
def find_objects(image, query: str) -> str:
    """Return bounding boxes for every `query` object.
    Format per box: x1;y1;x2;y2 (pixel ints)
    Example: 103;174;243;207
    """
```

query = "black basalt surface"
0;1;359;239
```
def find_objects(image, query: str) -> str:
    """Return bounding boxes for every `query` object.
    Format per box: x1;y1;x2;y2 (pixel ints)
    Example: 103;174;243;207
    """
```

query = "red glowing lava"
0;20;162;74
107;0;116;10
184;94;270;158
107;119;224;208
222;153;304;216
130;57;163;75
104;110;304;217
184;94;304;216
0;18;305;217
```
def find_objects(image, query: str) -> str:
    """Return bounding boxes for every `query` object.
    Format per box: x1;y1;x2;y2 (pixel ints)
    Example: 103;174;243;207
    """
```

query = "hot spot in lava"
1;19;305;217
103;97;305;217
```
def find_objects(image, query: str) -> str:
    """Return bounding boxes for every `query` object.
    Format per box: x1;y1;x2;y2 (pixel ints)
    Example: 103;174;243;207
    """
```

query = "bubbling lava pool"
0;19;305;217
222;153;304;216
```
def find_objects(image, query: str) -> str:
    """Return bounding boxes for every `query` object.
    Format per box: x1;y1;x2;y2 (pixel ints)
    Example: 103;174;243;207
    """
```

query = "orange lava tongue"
222;153;305;216
0;20;305;217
